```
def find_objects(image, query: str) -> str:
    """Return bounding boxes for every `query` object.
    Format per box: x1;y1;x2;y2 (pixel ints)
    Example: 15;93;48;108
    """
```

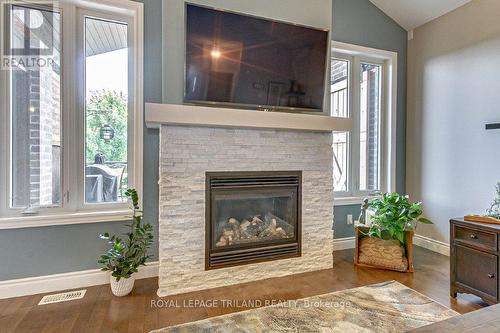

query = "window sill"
0;210;131;230
334;196;377;206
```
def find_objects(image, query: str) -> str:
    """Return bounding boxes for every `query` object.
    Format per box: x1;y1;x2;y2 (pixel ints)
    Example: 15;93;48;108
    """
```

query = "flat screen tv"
185;4;329;112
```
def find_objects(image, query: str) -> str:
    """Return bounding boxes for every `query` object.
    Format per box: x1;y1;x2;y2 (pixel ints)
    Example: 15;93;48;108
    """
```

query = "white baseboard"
332;237;355;251
0;261;159;299
413;234;450;256
332;235;450;257
1;239;356;300
1;235;448;300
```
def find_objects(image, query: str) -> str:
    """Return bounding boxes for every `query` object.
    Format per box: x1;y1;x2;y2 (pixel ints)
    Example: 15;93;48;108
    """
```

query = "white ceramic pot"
110;275;135;297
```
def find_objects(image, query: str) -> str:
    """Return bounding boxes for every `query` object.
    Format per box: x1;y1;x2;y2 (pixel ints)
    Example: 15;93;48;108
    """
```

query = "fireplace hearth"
206;171;302;269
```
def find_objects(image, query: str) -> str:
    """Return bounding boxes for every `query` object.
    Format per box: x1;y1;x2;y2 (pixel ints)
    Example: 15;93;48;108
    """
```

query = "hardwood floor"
0;247;489;333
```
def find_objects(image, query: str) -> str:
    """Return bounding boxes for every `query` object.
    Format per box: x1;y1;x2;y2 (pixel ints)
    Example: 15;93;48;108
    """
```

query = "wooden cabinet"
451;219;500;304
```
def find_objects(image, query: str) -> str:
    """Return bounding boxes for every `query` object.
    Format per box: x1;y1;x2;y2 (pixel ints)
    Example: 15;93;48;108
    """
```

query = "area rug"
153;281;458;333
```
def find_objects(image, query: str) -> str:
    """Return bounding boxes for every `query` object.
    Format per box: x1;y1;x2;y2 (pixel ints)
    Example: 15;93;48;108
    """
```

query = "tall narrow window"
331;58;349;192
84;17;128;204
359;63;381;192
9;6;62;208
332;44;392;201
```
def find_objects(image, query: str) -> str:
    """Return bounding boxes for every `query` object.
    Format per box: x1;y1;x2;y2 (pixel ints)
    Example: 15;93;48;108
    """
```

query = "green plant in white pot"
98;189;153;296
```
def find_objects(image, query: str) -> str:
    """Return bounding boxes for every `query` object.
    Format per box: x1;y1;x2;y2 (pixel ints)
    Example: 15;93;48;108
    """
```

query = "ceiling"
369;0;473;31
85;18;127;57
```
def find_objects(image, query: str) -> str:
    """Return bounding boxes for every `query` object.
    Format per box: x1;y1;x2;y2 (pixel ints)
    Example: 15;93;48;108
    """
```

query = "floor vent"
38;289;87;305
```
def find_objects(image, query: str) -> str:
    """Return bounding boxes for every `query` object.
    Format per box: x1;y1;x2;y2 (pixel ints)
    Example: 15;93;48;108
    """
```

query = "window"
359;63;381;192
331;42;397;202
0;0;143;227
84;17;129;204
331;58;349;192
8;5;62;209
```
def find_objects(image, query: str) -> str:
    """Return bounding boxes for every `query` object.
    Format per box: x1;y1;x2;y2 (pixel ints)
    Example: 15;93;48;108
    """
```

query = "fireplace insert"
206;171;302;269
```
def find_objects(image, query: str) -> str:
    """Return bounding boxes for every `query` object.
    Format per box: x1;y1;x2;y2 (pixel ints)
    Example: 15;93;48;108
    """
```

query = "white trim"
0;210;131;229
0;261;159;299
414;234;450;256
334;196;378;206
331;234;450;256
145;103;353;132
334;197;364;206
0;239;355;299
332;237;355;251
331;235;451;256
132;2;144;208
0;48;9;218
332;41;398;62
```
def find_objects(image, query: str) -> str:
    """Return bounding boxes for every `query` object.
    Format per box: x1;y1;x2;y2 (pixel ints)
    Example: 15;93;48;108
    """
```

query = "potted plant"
354;192;433;272
487;182;500;220
465;182;500;224
98;189;153;296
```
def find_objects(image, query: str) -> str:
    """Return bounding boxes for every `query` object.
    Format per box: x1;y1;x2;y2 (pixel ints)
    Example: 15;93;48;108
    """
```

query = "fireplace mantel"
145;103;352;132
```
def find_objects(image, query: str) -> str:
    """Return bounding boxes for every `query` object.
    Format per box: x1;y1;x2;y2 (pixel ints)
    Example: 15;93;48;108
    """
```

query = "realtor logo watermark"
1;0;59;70
150;298;353;309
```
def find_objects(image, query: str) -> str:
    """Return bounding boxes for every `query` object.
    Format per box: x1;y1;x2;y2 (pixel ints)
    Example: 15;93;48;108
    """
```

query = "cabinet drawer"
454;225;497;251
455;245;498;299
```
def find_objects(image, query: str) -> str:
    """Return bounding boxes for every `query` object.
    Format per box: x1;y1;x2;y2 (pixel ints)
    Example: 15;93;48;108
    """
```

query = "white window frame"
0;0;143;229
331;41;397;206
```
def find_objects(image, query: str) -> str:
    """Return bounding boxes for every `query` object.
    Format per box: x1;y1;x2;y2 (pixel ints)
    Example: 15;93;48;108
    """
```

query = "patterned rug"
153;281;458;333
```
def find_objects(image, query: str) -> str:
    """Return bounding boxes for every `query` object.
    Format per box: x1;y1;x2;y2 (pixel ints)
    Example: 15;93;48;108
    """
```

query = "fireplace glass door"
206;171;301;269
212;189;296;249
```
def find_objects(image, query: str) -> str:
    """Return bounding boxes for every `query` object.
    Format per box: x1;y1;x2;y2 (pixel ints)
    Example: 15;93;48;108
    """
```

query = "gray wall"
0;0;406;280
407;0;500;243
331;0;407;239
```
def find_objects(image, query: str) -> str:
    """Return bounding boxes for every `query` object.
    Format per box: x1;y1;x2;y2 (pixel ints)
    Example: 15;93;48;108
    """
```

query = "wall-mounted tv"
185;4;329;113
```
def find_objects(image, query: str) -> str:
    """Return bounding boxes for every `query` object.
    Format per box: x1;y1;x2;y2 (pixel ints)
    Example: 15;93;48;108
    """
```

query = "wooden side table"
450;218;500;305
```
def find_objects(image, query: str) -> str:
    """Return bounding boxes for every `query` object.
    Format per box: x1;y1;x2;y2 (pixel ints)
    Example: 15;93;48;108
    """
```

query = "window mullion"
61;3;78;211
0;8;12;214
75;8;87;211
351;56;361;197
379;61;388;193
0;61;10;214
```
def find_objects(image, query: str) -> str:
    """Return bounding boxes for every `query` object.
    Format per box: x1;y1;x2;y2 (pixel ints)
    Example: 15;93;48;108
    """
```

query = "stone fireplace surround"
158;122;335;297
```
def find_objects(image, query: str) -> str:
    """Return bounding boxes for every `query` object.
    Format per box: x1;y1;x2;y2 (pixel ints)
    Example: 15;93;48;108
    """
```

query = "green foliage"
86;90;127;163
365;192;433;245
487;182;500;219
98;189;153;281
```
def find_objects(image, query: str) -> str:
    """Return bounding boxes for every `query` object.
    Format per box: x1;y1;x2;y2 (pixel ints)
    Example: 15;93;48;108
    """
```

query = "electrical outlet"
347;214;353;225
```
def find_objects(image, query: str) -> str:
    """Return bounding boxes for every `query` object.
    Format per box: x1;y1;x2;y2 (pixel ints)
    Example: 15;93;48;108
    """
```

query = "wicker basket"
354;224;414;273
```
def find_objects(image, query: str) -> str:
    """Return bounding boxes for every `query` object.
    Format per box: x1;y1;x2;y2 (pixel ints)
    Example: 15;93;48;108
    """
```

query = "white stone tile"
158;125;335;297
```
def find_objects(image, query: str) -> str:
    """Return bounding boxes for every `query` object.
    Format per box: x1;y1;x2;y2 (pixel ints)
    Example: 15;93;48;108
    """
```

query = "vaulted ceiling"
369;0;473;31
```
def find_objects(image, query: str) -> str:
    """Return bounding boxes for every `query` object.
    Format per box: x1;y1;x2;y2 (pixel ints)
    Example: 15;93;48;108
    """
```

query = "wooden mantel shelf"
145;103;352;132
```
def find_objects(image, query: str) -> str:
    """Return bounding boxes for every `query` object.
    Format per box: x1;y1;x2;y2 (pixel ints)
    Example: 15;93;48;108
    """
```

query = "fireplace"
206;171;302;269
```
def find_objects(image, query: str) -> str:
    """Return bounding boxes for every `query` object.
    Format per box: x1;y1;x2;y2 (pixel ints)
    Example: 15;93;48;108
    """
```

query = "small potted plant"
465;182;500;223
354;192;433;272
487;183;500;220
98;189;153;296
